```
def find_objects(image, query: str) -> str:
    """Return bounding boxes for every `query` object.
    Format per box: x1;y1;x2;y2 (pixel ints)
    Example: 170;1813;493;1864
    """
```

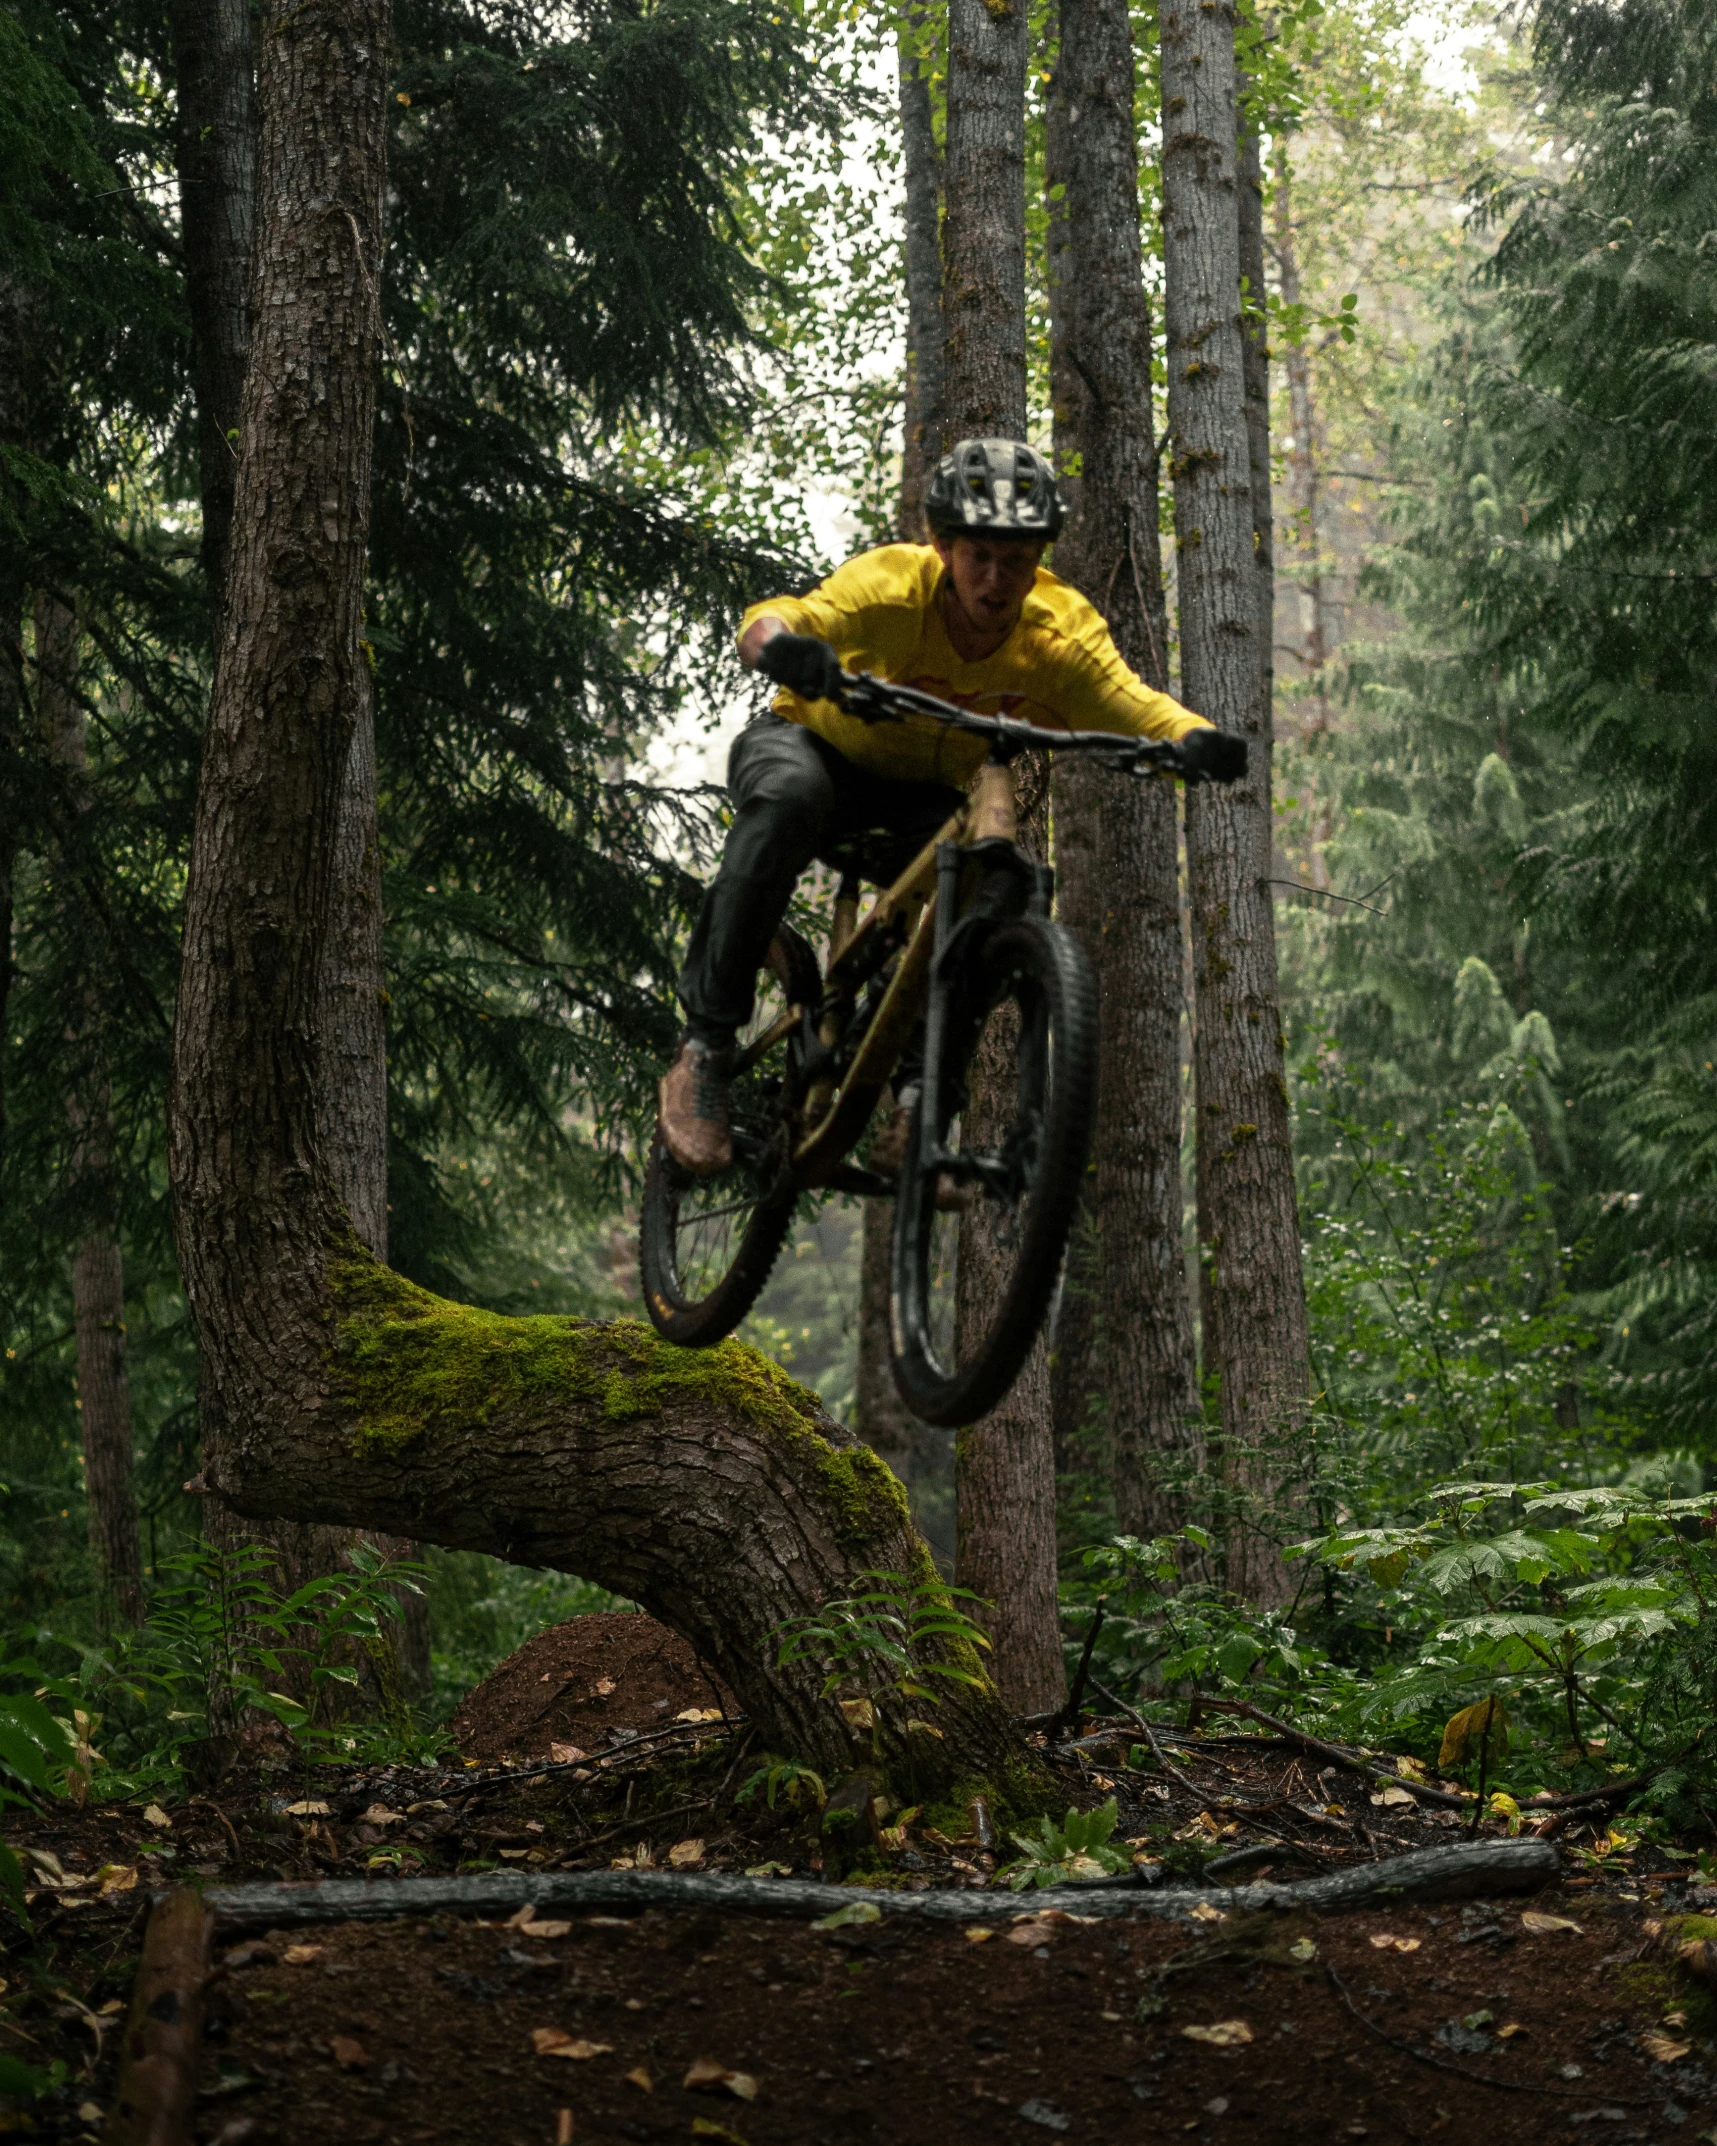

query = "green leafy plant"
25;1540;432;1794
771;1569;993;1725
998;1798;1131;1892
0;1673;77;1924
736;1756;827;1811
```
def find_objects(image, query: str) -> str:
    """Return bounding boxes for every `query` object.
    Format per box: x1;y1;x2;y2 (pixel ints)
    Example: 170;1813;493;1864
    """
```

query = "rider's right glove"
756;632;845;704
1180;727;1249;784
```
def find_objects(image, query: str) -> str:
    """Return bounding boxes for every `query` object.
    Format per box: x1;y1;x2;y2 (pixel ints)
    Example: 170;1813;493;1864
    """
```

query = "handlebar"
830;668;1203;781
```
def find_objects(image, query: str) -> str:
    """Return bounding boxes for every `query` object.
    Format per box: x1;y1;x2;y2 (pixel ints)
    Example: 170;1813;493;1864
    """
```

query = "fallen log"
105;1884;215;2146
191;1839;1557;1932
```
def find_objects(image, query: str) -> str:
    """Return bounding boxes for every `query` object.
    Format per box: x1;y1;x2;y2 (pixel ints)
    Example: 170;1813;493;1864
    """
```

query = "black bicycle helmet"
924;437;1064;541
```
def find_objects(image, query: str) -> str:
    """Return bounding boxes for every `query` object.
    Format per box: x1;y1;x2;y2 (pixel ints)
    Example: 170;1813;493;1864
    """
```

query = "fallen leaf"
282;1945;325;1965
669;1838;705;1868
331;2036;369;2069
838;1696;875;1731
1439;1696;1509;1772
519;1919;573;1940
689;2123;750;2144
1497;2023;1528;2040
76;2104;102;2124
676;1707;709;1722
1189;1901;1227;1925
97;1998;124;2016
1521;1912;1583;1935
625;2065;653;2091
1288;1938;1318;1963
1370;1786;1415;1808
1007;1920;1054;1947
360;1804;406;1826
549;1743;587;1765
593;1676;616;1696
965;1926;995;1944
24;1849;64;1879
95;1864;139;1895
142;1804;171;1829
1368;1934;1421;1953
811;1901;881;1931
1181;2021;1253;2047
283;1800;331;1817
744;1861;791;1878
1640;2033;1691;2064
532;2029;612;2060
684;2056;758;2099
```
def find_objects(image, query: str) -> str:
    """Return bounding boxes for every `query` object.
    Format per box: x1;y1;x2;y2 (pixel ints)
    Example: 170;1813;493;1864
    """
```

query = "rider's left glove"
756;632;845;704
1181;727;1248;784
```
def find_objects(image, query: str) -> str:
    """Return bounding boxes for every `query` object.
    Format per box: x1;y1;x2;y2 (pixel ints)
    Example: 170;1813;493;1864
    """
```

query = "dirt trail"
2;1617;1711;2142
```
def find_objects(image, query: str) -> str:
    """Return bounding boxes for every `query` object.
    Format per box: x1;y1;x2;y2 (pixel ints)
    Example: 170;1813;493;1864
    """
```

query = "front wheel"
889;915;1097;1426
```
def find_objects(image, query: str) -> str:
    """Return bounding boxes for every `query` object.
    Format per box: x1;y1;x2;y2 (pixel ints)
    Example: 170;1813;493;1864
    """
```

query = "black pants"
678;715;965;1047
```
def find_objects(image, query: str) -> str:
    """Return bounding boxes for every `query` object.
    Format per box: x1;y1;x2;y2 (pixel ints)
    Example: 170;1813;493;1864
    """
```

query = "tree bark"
898;0;945;529
165;0;1025;1790
37;586;146;1624
1270;138;1329;727
941;0;1029;439
1161;0;1309;1604
941;0;1063;1714
1048;0;1202;1542
170;0;257;613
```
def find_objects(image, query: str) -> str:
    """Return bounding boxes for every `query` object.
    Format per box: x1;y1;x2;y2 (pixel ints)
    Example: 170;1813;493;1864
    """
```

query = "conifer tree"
1047;0;1200;1538
1160;0;1308;1603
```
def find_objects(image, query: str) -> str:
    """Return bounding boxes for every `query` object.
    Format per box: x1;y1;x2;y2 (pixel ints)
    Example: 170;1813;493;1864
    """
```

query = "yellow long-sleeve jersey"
739;542;1211;787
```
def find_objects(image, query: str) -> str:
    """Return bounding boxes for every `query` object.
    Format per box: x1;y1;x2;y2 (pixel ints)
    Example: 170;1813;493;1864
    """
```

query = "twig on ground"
1198;1698;1470;1810
573;1800;713;1857
1325;1963;1648;2104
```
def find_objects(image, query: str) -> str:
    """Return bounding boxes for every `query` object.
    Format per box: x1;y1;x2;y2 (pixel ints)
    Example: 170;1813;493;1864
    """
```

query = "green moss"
324;1246;906;1548
331;1247;811;1445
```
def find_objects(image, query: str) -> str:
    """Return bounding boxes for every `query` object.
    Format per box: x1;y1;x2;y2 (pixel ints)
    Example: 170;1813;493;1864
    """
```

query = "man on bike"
659;436;1245;1176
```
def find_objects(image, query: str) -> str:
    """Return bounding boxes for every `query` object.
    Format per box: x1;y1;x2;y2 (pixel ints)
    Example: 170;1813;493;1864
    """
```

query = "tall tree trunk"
170;0;257;611
0;280;33;1168
851;95;954;1567
165;0;1026;1792
37;588;146;1624
941;0;1063;1713
1161;0;1309;1605
1269;138;1329;728
942;0;1029;439
898;0;945;528
1048;0;1202;1542
172;0;425;1697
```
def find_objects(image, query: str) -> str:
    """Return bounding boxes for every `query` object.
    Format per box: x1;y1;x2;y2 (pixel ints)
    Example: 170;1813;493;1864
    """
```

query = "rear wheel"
889;916;1096;1426
640;927;819;1348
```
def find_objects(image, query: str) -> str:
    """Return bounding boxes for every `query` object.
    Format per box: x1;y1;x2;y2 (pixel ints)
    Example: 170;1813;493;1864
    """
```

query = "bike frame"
730;673;1193;1196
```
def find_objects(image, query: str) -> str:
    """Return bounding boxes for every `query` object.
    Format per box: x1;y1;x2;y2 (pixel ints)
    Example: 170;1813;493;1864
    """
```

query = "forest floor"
3;1615;1714;2144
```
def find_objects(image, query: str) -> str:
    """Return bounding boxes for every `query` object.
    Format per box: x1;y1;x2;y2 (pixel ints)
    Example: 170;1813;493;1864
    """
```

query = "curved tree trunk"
1048;0;1202;1541
166;0;1025;1791
897;0;945;528
1161;2;1309;1605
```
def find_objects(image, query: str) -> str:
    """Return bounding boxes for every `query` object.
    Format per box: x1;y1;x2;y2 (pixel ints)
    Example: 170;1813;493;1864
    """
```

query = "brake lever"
832;673;906;725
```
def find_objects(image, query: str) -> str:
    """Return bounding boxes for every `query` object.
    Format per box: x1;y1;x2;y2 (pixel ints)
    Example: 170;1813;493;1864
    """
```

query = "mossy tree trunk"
166;0;1026;1792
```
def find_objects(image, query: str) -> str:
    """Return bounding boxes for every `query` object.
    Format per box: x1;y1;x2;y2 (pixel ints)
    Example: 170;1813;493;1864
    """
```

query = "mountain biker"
658;436;1246;1177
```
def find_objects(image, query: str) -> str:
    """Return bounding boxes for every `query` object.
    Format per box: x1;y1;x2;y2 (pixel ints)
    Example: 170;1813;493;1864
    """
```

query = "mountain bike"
639;671;1205;1427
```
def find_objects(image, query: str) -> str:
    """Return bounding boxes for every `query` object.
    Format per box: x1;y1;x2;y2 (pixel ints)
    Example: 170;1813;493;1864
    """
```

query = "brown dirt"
176;1885;1701;2144
449;1616;734;1764
4;1640;1712;2142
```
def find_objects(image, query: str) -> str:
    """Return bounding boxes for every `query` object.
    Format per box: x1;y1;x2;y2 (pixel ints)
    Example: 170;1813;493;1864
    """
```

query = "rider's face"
933;533;1045;636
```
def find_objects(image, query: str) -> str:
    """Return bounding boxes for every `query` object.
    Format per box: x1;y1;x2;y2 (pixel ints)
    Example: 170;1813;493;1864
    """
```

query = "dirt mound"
449;1611;733;1762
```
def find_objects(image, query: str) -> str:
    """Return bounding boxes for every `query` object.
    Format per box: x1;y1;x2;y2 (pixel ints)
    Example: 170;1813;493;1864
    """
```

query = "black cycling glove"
1180;727;1248;784
756;631;845;704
